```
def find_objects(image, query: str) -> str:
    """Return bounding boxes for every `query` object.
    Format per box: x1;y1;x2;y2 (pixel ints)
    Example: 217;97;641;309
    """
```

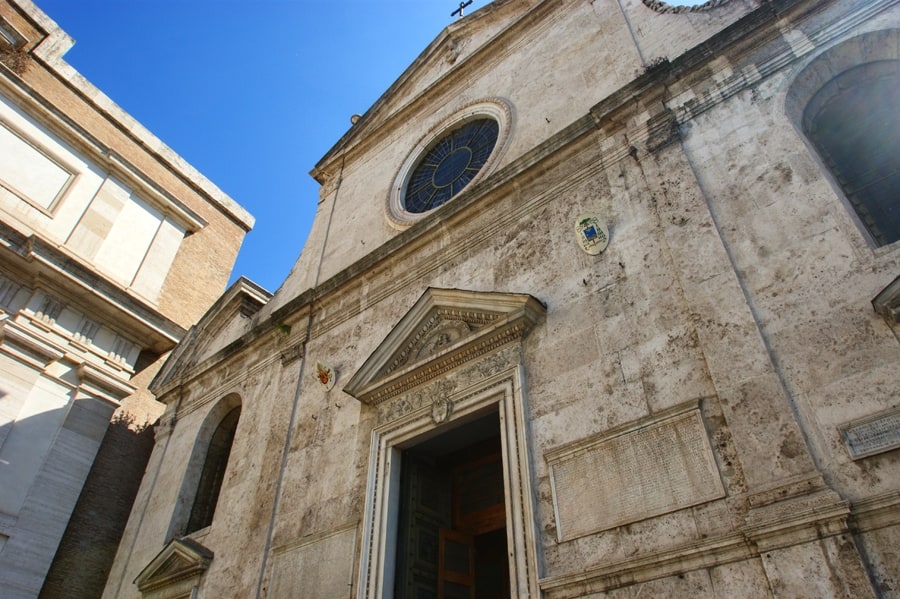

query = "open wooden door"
438;528;475;599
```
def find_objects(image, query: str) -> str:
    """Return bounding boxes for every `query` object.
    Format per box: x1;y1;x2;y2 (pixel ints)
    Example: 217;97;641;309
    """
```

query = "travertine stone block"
547;405;724;541
760;537;874;599
269;526;357;599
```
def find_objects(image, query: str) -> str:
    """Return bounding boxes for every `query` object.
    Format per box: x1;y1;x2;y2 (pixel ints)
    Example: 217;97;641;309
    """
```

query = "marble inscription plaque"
548;409;724;541
270;525;356;599
840;407;900;459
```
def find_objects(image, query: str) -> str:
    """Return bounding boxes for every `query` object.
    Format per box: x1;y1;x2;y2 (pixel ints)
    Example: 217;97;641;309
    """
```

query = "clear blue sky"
34;0;490;293
33;0;701;293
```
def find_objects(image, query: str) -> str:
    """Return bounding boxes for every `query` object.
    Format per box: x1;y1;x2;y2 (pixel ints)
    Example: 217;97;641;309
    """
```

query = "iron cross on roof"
451;0;473;18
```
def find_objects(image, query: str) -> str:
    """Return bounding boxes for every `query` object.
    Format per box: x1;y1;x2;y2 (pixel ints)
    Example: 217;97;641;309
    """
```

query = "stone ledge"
15;0;253;232
850;491;900;533
540;489;851;598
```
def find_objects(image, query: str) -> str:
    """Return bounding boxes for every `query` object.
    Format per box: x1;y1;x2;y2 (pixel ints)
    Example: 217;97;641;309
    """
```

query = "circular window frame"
386;98;512;229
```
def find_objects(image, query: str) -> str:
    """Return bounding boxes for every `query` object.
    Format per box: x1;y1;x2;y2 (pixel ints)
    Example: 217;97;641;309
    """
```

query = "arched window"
802;61;900;246
184;405;241;534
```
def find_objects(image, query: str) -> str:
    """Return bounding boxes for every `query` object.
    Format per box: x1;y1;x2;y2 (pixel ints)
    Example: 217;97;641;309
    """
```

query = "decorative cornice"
171;349;282;420
382;307;499;375
665;0;898;127
279;343;304;367
376;346;519;425
344;288;545;405
0;314;141;406
12;0;254;231
850;491;900;533
0;221;185;353
540;490;852;598
77;361;137;404
0;315;64;365
364;320;530;406
149;276;274;396
134;537;213;594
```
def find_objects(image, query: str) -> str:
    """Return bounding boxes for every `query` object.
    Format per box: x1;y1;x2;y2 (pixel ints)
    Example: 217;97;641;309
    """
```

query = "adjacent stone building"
107;0;899;597
0;1;253;597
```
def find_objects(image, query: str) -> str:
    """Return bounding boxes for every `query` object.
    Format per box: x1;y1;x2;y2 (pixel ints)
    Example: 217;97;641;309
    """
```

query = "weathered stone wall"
103;336;298;598
106;0;900;597
275;0;756;310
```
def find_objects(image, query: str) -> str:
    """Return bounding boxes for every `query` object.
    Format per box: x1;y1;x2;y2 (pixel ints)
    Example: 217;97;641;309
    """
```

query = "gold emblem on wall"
315;360;336;391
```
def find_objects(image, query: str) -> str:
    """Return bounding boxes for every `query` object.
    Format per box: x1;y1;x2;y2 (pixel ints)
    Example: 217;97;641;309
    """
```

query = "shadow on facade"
38;412;156;599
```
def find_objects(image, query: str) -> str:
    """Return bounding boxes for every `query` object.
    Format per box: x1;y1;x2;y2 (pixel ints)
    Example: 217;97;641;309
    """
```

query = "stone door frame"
357;364;540;598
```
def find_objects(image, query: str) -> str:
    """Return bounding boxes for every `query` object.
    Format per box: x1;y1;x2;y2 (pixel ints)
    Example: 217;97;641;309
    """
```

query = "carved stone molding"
376;345;520;424
344;287;545;407
430;397;452;424
77;362;137;404
850;491;900;533
353;288;544;598
358;366;541;598
279;343;304;366
390;316;478;373
540;486;852;599
134;537;213;599
0;316;64;366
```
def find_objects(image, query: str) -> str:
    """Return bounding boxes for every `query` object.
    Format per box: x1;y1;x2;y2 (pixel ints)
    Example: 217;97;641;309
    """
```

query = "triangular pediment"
361;0;533;126
344;288;545;405
311;0;546;183
150;276;271;396
134;537;213;594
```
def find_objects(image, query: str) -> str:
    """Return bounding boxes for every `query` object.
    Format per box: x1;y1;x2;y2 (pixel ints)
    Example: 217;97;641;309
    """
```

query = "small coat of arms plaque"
574;214;609;255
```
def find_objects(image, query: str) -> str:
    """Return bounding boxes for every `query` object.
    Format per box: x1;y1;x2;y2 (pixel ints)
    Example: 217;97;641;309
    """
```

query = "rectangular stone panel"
270;525;357;599
840;407;900;459
0;121;72;211
547;406;724;541
131;216;185;301
94;190;163;284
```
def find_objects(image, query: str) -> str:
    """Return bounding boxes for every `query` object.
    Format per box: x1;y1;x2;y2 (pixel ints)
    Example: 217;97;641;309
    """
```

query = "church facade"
107;0;899;597
0;1;252;597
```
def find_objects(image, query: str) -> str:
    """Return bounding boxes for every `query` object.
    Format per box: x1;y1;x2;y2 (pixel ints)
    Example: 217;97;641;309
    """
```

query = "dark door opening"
394;410;510;599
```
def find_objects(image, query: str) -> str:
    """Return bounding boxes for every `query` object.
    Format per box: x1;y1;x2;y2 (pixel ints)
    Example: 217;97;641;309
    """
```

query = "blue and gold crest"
574;214;609;255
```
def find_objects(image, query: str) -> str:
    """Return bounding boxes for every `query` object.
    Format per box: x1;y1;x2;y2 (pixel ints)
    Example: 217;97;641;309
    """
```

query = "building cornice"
159;0;895;391
7;0;254;232
344;288;546;405
0;220;185;352
149;276;274;397
872;274;900;325
311;0;560;184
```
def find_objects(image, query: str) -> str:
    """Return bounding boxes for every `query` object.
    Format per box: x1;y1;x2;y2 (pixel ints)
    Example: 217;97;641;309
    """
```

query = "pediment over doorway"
344;288;545;405
133;537;213;598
